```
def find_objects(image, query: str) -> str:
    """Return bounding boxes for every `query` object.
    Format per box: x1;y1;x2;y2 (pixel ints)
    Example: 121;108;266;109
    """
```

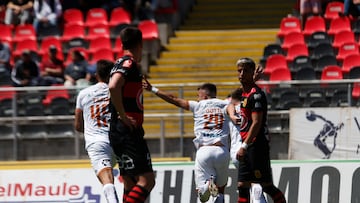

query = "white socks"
103;183;119;203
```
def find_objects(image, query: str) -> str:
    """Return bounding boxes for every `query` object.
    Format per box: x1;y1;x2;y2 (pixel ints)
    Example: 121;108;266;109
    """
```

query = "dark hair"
120;27;142;50
96;60;114;83
198;83;217;98
236;57;256;72
230;88;242;101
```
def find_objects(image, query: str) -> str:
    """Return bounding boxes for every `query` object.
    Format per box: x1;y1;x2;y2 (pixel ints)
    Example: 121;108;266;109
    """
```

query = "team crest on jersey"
242;98;248;107
122;59;133;68
253;93;261;100
254;170;262;179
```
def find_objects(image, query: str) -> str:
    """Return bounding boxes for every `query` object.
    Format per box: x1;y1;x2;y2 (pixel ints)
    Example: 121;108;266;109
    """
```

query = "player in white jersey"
75;60;119;203
143;80;230;203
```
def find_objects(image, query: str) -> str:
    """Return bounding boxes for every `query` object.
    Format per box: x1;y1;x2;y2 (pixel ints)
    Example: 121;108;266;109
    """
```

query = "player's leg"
250;183;267;203
211;146;231;203
87;142;119;203
262;183;286;203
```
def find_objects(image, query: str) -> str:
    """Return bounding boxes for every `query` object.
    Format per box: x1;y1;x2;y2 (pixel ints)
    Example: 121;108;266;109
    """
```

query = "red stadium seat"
0;24;13;45
86;23;110;41
38;36;63;56
324;1;344;21
277;16;301;38
88;36;112;54
113;37;123;55
286;43;309;62
89;48;114;64
302;16;326;37
342;54;360;74
42;84;70;106
327;16;351;36
61;24;86;42
269;67;292;81
85;8;108;27
281;31;305;51
321;65;343;80
13;38;38;57
336;42;359;62
264;54;288;75
109;7;131;27
63;8;84;26
138;20;160;40
332;30;355;49
13;24;36;42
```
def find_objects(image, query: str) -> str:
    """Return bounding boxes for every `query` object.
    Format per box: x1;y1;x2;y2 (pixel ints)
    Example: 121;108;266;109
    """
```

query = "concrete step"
159;51;261;60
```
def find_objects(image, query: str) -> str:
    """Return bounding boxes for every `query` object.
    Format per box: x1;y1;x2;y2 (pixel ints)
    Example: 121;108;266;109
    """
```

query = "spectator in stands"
38;45;65;86
32;0;62;32
123;0;154;23
64;50;91;87
101;0;122;13
344;0;360;17
4;0;34;25
0;41;11;77
11;49;40;87
299;0;322;28
0;0;9;23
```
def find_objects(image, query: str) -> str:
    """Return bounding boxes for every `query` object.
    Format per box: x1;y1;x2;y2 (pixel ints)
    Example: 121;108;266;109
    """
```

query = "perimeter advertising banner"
1;161;360;203
289;107;360;160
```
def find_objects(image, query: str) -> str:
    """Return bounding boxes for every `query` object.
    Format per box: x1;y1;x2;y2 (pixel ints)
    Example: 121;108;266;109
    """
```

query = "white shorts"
194;145;230;188
86;141;114;175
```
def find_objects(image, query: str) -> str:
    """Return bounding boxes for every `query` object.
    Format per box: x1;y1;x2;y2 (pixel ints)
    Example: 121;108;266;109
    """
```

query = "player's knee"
251;184;263;200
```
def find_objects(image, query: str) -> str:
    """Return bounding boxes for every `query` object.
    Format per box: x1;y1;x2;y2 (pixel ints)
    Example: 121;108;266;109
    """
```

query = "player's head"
230;88;242;104
120;27;142;50
197;83;217;101
96;59;114;83
236;57;256;84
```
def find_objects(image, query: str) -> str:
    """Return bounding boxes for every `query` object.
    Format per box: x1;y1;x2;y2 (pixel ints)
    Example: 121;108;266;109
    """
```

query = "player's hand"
118;115;136;131
142;76;152;91
236;147;246;161
230;115;241;125
253;64;264;82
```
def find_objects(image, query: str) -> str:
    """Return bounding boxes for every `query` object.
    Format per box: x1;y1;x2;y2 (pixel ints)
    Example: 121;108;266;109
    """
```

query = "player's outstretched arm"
143;77;190;110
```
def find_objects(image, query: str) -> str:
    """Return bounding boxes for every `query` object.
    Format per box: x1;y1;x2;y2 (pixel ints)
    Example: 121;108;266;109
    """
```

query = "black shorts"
238;136;273;183
109;120;153;177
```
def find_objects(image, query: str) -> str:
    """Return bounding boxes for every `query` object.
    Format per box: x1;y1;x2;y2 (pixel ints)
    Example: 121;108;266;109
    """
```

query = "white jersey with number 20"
189;98;230;149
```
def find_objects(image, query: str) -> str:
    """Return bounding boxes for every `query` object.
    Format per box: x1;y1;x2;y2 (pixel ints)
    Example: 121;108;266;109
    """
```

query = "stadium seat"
63;8;84;26
315;55;338;73
349;66;360;79
269;67;292;81
285;43;309;62
38;36;62;56
260;43;284;67
85;8;108;27
277;16;302;39
0;86;16;117
86;23;110;41
264;54;288;75
321;65;343;80
310;43;335;61
42;84;70;106
275;89;302;110
108;7;131;27
88;36;112;54
281;31;305;51
62;37;89;54
19;103;48;139
13;24;36;43
342;54;360;74
327;17;351;36
324;1;344;21
13;38;39;58
303;89;329;107
332;30;355;49
330;88;350;107
290;55;312;73
336;42;359;62
293;66;317;80
61;24;86;42
64;47;88;66
90;48;115;64
113;37;123;55
302;16;326;37
0;24;13;45
307;31;332;49
138;20;161;61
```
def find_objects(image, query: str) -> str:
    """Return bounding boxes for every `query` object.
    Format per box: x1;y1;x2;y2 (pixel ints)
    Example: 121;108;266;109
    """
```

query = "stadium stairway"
142;0;295;146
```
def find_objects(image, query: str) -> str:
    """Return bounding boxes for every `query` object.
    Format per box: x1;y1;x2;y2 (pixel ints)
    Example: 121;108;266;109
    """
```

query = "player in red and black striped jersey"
108;27;155;203
230;58;286;203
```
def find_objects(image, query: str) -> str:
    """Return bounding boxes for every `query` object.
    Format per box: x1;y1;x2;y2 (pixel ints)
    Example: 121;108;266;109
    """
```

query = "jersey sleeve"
188;100;198;112
249;91;266;112
75;90;85;110
110;57;133;76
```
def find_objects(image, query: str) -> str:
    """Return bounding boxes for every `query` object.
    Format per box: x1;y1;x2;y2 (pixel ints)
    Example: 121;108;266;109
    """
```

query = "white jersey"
229;104;242;167
189;98;230;149
76;82;111;149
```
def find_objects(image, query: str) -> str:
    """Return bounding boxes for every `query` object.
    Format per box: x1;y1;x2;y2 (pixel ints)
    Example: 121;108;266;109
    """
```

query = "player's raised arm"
143;77;190;110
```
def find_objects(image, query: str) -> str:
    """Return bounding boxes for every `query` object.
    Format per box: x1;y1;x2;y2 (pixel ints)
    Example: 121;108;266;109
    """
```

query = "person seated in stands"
38;45;64;86
123;0;154;23
299;0;322;28
4;0;33;25
64;50;91;87
344;0;360;17
0;41;11;78
32;0;62;32
11;49;40;87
